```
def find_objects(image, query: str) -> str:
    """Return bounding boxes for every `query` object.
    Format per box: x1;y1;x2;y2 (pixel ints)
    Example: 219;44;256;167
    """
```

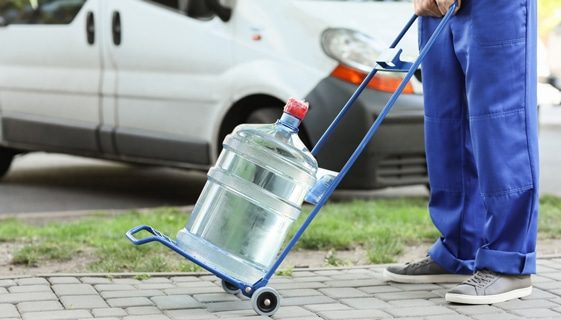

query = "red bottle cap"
283;98;309;120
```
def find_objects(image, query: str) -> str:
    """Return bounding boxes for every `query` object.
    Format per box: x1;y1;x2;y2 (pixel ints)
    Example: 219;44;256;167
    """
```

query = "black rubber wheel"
251;287;280;316
0;148;16;179
221;279;240;295
245;107;282;124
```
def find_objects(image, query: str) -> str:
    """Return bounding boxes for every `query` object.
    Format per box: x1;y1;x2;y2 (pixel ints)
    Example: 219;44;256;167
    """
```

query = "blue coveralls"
420;0;539;275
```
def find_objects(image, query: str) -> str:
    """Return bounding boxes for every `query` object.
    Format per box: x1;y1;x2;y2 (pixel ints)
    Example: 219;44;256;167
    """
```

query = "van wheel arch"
217;95;312;155
0;147;19;180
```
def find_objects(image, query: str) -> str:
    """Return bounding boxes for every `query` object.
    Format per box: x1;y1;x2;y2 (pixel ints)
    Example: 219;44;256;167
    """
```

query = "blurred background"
0;0;560;215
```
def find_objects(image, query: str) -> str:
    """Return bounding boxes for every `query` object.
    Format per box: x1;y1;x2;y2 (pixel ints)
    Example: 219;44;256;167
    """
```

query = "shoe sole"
445;286;532;305
383;269;472;284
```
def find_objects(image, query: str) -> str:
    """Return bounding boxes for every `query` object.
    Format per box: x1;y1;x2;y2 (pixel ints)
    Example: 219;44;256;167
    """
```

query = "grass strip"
0;196;559;272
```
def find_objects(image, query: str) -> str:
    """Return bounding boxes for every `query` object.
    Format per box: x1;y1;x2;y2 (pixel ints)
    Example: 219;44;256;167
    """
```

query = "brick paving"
1;258;561;319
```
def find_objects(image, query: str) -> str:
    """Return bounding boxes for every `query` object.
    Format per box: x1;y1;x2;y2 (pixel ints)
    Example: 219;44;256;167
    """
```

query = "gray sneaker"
383;256;472;284
445;270;532;304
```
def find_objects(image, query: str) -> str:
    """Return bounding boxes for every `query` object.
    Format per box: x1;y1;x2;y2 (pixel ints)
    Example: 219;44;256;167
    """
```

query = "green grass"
536;195;561;237
276;267;294;277
134;274;152;281
12;243;79;266
0;208;200;273
292;198;439;264
1;196;561;272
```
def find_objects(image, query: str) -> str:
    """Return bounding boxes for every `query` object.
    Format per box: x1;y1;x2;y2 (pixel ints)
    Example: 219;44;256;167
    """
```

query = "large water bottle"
177;98;318;284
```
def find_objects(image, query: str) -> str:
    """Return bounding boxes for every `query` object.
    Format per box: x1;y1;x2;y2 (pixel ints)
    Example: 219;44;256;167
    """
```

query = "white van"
0;0;426;189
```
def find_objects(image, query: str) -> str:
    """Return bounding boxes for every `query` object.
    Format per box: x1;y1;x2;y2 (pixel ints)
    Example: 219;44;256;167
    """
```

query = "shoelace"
405;257;431;270
465;270;497;288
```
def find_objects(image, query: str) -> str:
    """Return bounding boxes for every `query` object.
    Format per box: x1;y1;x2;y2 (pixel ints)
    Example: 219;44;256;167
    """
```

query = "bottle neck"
277;113;301;133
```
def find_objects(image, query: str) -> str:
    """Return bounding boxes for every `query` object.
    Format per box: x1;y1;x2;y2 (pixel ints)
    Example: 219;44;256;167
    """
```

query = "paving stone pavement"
2;258;561;320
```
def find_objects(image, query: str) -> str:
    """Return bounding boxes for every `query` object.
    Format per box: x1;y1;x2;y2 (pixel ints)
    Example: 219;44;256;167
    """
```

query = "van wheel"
245;107;312;148
245;107;282;124
0;148;16;179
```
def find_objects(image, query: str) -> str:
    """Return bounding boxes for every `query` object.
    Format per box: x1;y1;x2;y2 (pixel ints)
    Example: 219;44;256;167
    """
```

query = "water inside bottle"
177;99;318;285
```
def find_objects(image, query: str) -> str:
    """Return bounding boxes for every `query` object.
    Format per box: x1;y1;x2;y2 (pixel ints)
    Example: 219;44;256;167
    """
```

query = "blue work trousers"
420;0;539;275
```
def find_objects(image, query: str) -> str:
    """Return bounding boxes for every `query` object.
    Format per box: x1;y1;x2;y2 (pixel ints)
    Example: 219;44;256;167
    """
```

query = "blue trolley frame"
126;2;457;300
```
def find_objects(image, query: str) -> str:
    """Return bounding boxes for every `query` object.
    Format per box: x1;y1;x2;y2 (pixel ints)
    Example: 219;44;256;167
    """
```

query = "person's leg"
383;14;485;283
422;14;486;276
445;0;539;304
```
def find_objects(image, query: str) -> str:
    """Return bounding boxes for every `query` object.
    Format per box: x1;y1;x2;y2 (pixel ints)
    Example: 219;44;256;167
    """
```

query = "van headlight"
321;28;417;95
321;28;385;72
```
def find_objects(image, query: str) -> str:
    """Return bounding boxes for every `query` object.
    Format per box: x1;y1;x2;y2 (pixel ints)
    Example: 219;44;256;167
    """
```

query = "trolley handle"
311;1;458;157
266;3;458;282
126;225;174;246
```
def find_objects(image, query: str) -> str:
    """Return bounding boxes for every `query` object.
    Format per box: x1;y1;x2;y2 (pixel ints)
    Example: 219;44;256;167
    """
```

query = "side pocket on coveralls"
471;0;526;47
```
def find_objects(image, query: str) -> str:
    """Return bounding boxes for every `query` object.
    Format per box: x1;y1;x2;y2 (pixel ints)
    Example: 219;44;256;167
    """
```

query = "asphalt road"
0;106;560;215
0;155;207;214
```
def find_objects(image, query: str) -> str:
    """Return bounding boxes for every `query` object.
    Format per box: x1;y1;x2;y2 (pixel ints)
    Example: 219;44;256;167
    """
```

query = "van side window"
146;0;215;21
0;0;87;25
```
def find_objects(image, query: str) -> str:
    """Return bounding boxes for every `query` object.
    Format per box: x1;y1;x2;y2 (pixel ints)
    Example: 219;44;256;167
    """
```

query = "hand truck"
126;3;457;316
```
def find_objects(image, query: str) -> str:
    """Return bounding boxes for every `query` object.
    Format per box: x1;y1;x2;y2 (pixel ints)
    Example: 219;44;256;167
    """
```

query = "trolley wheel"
251;287;281;316
221;280;240;295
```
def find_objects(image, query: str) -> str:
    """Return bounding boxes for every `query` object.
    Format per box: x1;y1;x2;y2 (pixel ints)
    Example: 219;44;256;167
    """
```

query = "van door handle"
112;11;121;46
86;11;95;45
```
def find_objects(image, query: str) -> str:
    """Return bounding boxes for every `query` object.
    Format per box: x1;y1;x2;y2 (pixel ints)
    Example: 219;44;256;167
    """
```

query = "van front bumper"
304;77;427;189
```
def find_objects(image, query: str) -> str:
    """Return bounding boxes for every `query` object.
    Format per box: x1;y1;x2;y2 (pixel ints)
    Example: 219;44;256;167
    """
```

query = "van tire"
245;107;282;124
0;148;16;179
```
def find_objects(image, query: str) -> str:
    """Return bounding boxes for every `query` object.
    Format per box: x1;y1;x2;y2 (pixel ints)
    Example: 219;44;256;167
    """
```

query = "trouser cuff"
429;238;474;275
475;248;536;275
